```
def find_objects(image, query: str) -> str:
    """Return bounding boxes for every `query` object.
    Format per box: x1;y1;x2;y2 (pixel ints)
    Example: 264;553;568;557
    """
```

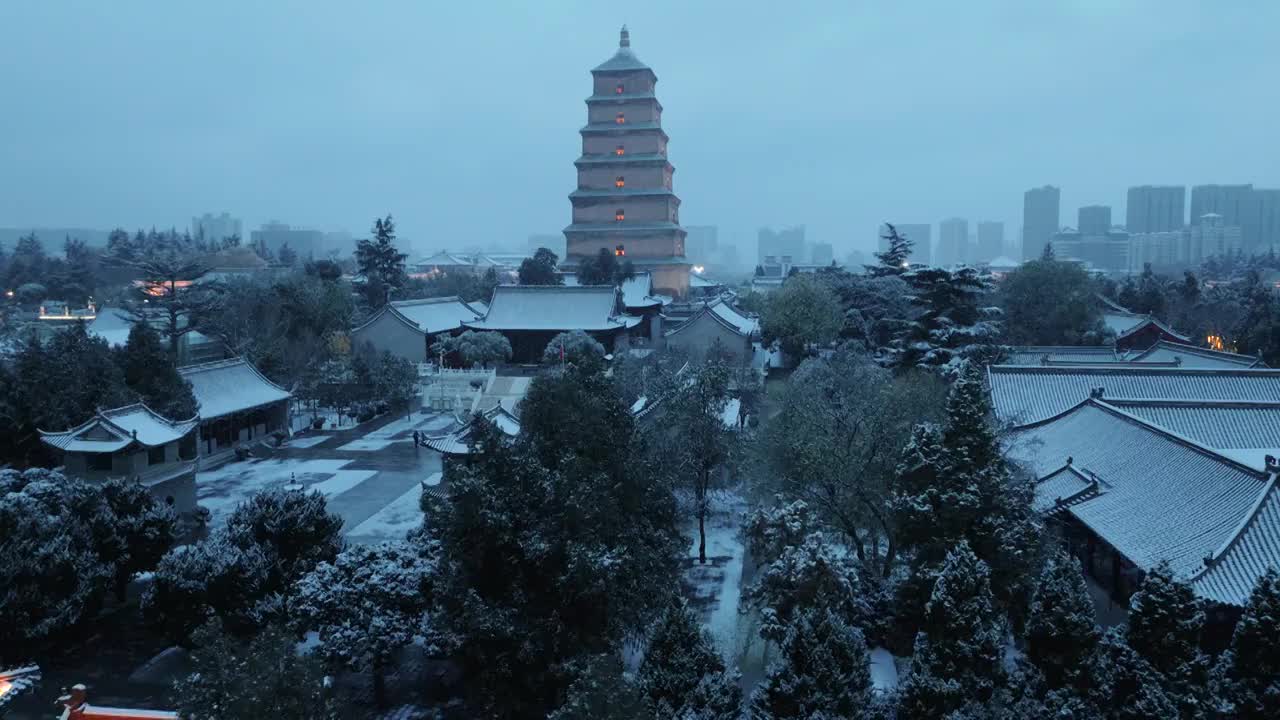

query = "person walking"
412;430;421;448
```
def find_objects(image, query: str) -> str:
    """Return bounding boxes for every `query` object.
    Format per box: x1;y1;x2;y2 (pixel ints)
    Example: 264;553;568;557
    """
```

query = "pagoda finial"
620;25;630;48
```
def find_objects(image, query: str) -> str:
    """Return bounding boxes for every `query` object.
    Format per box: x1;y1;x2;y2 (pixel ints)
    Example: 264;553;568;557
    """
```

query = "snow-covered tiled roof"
354;297;483;336
1130;340;1264;369
1191;477;1280;606
423;404;520;456
179;358;291;420
41;403;198;452
1100;399;1280;452
1004;400;1277;600
562;271;668;309
988;365;1280;425
464;285;641;332
86;307;135;347
1032;464;1100;514
1102;311;1148;336
416;251;476;267
709;300;759;337
1004;346;1121;365
1115;316;1191;343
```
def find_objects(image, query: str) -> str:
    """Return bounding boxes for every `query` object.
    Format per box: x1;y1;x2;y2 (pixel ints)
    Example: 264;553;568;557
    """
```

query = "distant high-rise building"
192;212;242;245
1191;184;1253;229
938;218;969;266
1248;189;1280;252
527;233;566;258
1077;206;1111;236
685;225;719;264
1185;213;1243;264
810;242;834;266
757;225;806;264
1022;186;1060;260
975;221;1004;263
1125;186;1185;234
250;221;324;259
890;223;931;265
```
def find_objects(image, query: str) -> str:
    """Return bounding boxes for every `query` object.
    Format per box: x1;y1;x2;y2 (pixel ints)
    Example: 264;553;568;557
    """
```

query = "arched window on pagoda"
615;176;625;188
615;83;624;94
615;244;626;257
615;209;625;222
615;145;625;156
615;112;625;125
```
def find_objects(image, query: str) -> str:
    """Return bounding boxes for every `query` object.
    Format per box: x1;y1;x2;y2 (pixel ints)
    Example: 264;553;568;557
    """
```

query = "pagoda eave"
574;154;671;169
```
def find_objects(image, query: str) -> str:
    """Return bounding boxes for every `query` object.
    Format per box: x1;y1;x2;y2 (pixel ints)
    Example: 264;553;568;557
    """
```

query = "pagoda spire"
620;25;630;48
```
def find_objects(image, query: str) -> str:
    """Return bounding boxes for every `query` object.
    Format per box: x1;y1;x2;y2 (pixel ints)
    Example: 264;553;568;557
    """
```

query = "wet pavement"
195;407;455;544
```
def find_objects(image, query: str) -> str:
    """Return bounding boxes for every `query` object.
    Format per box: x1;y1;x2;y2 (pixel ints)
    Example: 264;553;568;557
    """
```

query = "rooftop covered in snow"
178;357;291;420
1004;397;1280;606
987;364;1280;425
40;404;198;453
561;271;670;309
352;296;483;336
463;285;642;332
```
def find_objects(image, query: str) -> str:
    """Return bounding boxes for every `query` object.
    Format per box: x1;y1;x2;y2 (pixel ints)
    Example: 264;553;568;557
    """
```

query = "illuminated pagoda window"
615;145;625;156
615;83;624;94
615;112;625;124
615;244;626;256
615;209;625;221
615;176;625;188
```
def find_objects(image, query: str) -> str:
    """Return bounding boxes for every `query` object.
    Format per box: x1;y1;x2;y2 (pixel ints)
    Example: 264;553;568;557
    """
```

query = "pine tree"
549;655;646;720
1125;562;1209;718
637;599;741;719
119;320;198;419
868;222;914;276
519;247;564;285
747;531;873;644
749;606;873;720
879;267;1003;373
1041;242;1055;261
1211;568;1280;719
1089;627;1178;720
1025;549;1100;689
897;542;1003;720
354;215;407;307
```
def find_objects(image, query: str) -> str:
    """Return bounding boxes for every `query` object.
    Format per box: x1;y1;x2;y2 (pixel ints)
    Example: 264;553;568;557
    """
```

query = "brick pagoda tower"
565;26;690;297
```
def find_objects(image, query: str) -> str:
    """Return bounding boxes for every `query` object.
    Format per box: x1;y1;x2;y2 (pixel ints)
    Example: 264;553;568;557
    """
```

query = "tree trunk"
373;659;387;709
698;508;707;565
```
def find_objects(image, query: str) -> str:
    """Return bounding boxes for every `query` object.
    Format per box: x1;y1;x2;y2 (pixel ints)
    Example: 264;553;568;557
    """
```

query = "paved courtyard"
196;408;456;545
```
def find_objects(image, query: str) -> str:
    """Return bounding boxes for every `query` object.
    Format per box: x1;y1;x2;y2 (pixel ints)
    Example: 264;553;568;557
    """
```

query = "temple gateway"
565;26;690;298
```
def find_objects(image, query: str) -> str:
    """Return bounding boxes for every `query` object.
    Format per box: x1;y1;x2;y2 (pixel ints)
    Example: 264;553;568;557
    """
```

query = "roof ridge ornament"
620;24;630;48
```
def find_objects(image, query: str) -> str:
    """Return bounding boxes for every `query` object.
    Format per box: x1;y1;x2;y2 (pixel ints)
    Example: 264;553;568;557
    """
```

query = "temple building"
565;26;690;297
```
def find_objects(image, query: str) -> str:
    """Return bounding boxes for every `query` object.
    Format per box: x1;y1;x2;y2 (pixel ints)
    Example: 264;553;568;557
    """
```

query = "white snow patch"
869;647;899;692
285;435;330;449
423;471;443;487
345;482;425;542
336;413;455;452
720;398;741;428
309;470;377;498
198;457;365;527
683;492;747;658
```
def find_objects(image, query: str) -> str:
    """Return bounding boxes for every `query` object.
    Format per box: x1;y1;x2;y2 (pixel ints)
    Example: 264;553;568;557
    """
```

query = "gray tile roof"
1131;341;1264;368
988;365;1280;426
463;285;641;332
1004;341;1263;369
179;357;291;420
1005;399;1278;603
1004;346;1120;365
1100;399;1280;452
41;403;198;452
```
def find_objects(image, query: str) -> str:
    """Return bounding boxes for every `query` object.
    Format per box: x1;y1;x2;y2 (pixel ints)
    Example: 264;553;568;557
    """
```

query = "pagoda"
565;26;690;297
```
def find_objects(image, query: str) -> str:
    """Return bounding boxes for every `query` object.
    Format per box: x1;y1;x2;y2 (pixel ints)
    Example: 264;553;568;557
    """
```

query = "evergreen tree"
354;215;407;307
1041;241;1055;261
175;621;339;720
880;267;1003;374
518;247;564;285
867;222;914;276
1025;549;1100;690
1212;568;1280;719
577;246;635;287
891;365;1041;632
1125;562;1209;718
292;541;434;709
896;543;1003;720
548;655;646;720
100;478;177;601
277;241;297;266
1089;627;1179;720
117;251;224;358
749;606;874;720
637;599;741;719
747;530;873;644
541;329;607;367
999;257;1107;345
119;320;198;419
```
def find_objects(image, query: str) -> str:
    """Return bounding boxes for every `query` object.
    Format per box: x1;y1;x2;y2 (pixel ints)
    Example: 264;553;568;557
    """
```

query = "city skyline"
3;2;1279;259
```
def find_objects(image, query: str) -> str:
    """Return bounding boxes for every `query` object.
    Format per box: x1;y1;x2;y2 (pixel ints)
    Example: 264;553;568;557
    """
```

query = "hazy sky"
3;1;1278;258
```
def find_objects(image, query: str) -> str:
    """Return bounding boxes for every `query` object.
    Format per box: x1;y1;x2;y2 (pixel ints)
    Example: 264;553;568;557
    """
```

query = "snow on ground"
198;457;362;527
345;482;425;543
285;435;330;449
682;491;747;658
869;647;900;692
309;469;378;498
336;413;455;452
721;398;741;429
423;471;442;486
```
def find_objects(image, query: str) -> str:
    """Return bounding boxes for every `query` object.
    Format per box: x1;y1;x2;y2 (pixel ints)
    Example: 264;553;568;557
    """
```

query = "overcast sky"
2;1;1278;258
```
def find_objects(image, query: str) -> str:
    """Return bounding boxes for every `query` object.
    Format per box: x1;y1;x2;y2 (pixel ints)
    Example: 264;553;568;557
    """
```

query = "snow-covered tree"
867;222;914;276
518;247;564;286
1025;548;1100;690
452;329;512;368
119;320;198;419
879;266;1003;374
223;488;345;589
547;655;646;720
749;606;874;720
748;530;873;645
423;374;681;717
1125;562;1210;718
897;542;1003;720
175;620;338;720
891;365;1041;632
142;533;274;644
100;477;177;600
292;541;434;709
1089;627;1179;720
760;273;844;358
637;599;741;719
354;214;407;307
1212;568;1280;719
648;358;736;564
541;328;606;367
